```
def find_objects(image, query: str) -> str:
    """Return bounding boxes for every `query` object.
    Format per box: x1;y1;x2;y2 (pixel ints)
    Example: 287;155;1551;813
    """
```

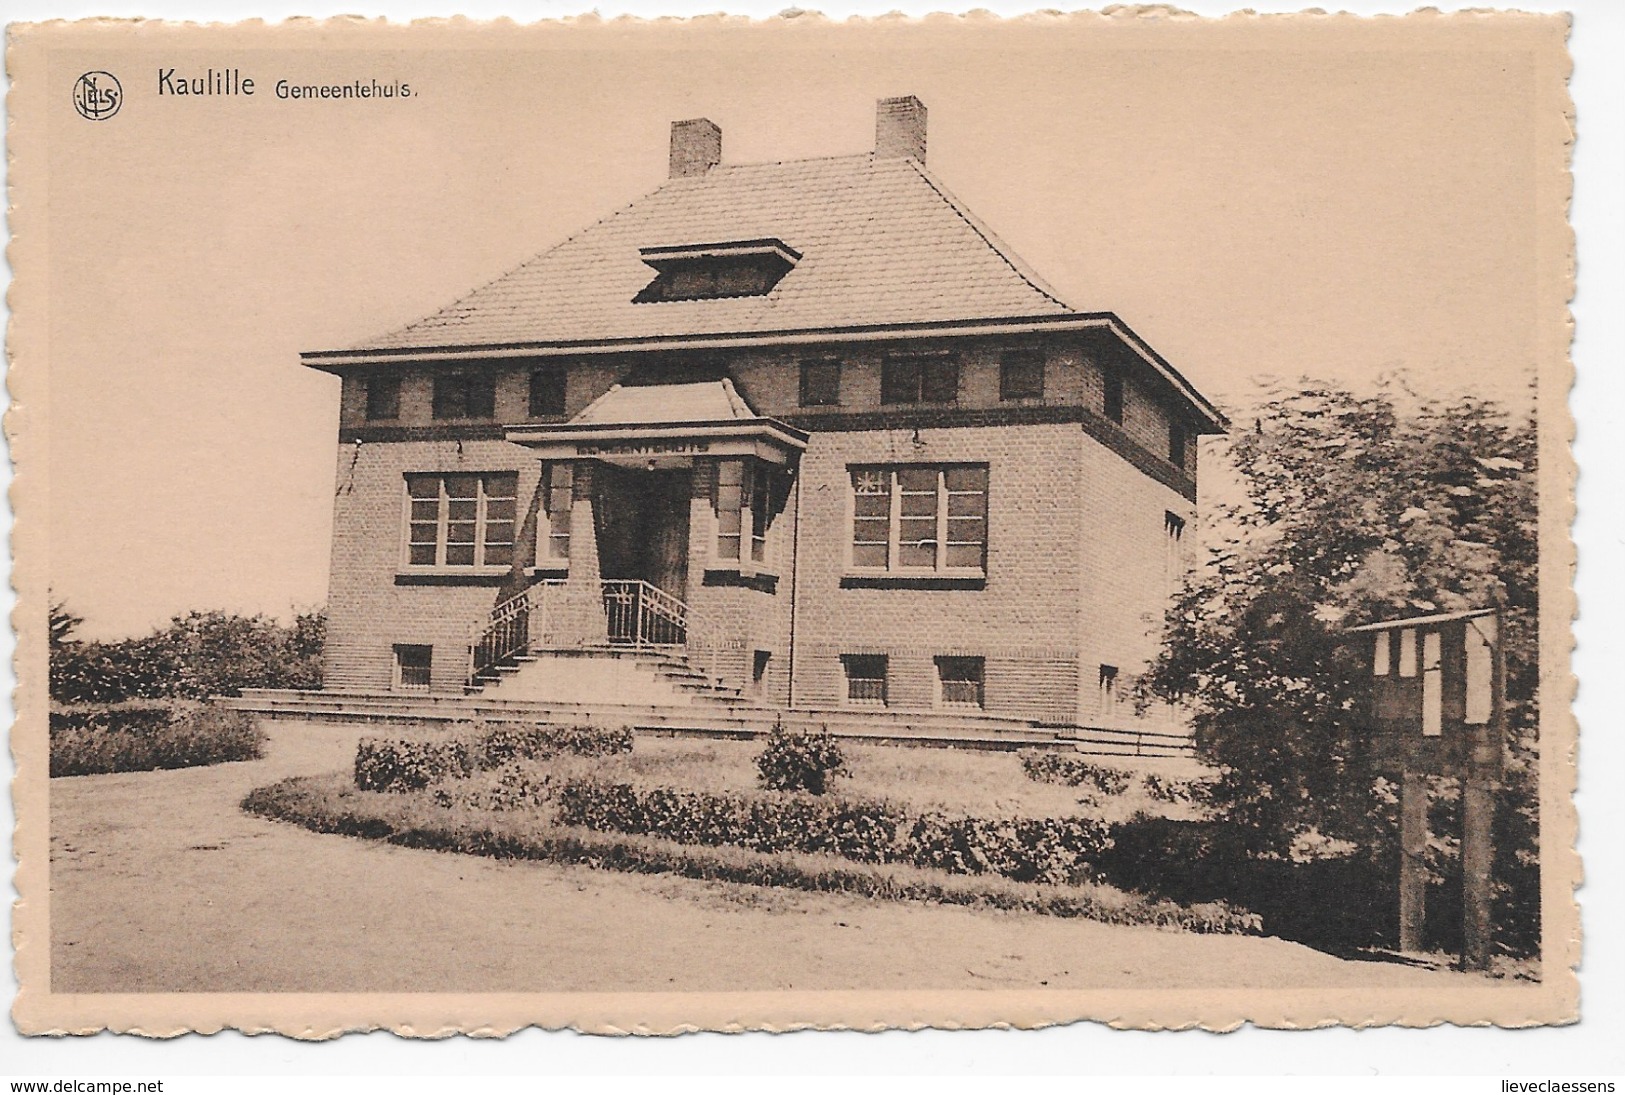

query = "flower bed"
243;773;1261;935
554;778;1111;885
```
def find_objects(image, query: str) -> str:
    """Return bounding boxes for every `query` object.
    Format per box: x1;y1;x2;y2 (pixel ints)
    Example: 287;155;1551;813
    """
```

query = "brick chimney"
669;117;722;178
875;95;927;162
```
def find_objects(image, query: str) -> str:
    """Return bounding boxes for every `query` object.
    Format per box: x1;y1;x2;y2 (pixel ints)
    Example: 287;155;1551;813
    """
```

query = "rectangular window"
365;376;400;421
882;355;958;405
1373;631;1392;676
404;472;517;569
799;360;842;407
392;644;432;692
1164;511;1186;594
936;656;985;709
842;654;888;706
1103;370;1124;424
715;459;774;565
432;374;497;420
849;464;987;574
1169;421;1188;467
999;351;1045;401
752;650;771;687
529;368;567;417
541;462;573;563
1099;664;1120;718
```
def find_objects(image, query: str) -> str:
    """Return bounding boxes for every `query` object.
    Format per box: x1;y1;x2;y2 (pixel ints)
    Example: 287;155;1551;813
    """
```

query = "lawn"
432;731;1214;824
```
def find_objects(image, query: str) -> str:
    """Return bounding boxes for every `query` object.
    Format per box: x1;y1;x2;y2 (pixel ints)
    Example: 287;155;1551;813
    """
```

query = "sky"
32;17;1555;639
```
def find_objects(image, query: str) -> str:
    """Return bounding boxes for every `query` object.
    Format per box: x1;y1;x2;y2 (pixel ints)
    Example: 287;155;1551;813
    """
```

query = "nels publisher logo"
72;71;122;121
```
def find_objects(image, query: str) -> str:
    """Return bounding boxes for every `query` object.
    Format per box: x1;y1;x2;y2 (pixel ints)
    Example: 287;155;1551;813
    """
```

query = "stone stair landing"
471;647;745;708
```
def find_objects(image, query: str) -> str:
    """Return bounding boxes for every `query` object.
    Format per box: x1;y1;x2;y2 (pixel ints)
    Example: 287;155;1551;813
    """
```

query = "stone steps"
227;687;1194;757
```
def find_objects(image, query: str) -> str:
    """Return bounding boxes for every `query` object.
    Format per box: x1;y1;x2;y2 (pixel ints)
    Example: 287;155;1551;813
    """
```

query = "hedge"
555;778;1112;885
244;774;1262;935
50;701;265;777
1019;751;1135;796
354;722;633;793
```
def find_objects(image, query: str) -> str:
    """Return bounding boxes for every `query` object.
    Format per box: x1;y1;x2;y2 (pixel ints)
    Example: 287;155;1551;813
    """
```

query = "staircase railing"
467;578;732;689
599;579;728;684
467;578;565;685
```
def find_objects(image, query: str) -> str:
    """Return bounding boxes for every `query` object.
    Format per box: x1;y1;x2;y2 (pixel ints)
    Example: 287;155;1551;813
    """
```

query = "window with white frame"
404;472;517;569
849;464;988;574
842;654;888;706
936;656;985;708
715;458;776;567
539;463;573;565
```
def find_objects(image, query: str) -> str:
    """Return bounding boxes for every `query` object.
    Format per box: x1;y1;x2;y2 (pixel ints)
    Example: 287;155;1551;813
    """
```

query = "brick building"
302;97;1227;731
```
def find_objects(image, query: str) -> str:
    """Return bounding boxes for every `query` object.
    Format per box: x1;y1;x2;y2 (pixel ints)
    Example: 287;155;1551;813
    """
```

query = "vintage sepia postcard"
7;10;1577;1036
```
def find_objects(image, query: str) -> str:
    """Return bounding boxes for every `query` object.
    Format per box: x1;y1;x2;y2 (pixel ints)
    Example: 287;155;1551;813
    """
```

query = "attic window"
634;239;800;303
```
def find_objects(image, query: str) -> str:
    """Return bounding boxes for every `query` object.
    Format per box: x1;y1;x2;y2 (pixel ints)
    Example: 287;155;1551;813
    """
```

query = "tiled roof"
571;378;757;426
360;154;1073;352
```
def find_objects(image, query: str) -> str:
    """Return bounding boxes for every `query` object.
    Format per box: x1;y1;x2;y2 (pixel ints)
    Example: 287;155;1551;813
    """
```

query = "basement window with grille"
936;656;985;709
392;644;433;692
842;654;889;707
633;239;800;303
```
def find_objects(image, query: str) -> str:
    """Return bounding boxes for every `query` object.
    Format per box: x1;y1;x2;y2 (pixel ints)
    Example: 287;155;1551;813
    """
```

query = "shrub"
49;702;264;776
50;608;325;704
432;763;560;812
554;778;1113;885
1141;772;1214;806
354;737;476;793
1020;751;1133;796
755;727;849;795
355;722;635;794
478;723;633;765
244;773;1262;935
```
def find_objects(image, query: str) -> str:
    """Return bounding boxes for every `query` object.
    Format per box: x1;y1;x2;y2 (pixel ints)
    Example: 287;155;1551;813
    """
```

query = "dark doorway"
593;464;693;597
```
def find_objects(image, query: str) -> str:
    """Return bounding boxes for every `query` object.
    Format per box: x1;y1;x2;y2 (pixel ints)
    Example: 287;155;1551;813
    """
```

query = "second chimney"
875;95;927;162
670;117;722;178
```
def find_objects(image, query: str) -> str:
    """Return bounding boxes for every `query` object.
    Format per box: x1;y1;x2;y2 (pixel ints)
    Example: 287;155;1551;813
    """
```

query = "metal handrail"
468;577;732;689
467;578;565;684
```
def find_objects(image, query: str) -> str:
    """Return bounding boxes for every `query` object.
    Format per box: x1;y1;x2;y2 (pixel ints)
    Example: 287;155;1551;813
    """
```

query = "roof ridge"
901;158;1073;312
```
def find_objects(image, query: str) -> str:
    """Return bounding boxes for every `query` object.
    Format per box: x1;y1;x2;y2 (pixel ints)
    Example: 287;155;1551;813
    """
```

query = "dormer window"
633;238;800;303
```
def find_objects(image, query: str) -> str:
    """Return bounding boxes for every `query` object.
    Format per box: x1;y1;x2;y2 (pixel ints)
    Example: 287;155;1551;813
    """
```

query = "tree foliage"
49;607;327;703
1144;379;1538;865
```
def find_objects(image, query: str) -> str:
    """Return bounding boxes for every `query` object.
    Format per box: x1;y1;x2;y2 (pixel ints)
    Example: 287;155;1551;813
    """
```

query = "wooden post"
1461;598;1507;972
1461;772;1495;970
1399;768;1428;953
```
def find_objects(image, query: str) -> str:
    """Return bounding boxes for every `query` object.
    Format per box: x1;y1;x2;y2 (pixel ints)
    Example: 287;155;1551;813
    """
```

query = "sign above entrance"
575;439;713;457
506;419;808;467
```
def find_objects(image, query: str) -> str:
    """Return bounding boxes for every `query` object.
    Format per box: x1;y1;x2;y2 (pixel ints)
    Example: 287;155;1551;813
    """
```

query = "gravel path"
50;720;1473;994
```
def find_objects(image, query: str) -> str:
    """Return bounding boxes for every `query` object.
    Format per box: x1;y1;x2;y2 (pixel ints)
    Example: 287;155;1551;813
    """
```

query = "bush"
355;722;635;793
756;727;849;795
1141;772;1214;806
478;723;633;766
1020;751;1133;796
554;778;1112;885
354;737;477;793
50;702;265;776
50;608;325;704
244;773;1262;935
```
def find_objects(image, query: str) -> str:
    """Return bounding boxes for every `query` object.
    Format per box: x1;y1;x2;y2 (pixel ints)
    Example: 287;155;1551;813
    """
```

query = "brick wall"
324;437;541;692
787;423;1086;721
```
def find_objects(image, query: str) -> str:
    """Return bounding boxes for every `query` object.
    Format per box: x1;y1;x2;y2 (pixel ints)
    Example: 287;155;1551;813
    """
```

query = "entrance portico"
487;378;807;678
